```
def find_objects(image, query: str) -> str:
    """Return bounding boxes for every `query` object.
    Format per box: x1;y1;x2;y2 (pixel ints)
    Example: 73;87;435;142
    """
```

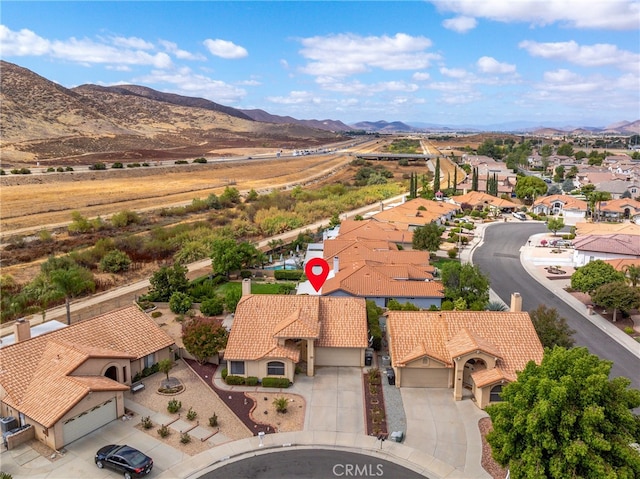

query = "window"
144;353;155;369
267;361;285;376
230;361;245;375
490;384;504;402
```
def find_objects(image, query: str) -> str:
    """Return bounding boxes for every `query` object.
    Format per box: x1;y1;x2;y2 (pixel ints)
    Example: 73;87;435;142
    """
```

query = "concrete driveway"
401;388;491;478
303;366;364;434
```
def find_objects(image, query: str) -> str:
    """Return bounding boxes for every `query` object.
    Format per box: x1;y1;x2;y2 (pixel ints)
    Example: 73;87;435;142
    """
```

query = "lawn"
214;281;296;296
432;256;460;271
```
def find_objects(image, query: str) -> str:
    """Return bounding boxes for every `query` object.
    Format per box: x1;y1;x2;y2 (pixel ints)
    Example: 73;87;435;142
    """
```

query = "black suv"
95;444;153;478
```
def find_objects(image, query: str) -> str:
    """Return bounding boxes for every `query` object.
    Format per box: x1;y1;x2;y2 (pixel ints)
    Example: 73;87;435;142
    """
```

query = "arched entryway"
104;365;118;381
462;358;486;390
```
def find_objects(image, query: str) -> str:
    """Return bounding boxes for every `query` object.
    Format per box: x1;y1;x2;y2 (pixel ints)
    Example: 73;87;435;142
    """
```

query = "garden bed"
363;369;388;437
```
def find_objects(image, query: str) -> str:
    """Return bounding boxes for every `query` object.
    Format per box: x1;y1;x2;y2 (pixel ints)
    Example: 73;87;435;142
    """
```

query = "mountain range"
0;60;637;164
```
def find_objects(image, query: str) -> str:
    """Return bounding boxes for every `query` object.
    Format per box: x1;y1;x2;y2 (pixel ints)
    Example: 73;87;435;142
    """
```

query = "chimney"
14;318;31;343
241;278;251;296
510;292;522;312
333;256;339;273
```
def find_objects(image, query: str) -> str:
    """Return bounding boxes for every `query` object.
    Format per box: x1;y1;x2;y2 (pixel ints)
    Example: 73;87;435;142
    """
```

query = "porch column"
307;339;315;377
453;358;463;401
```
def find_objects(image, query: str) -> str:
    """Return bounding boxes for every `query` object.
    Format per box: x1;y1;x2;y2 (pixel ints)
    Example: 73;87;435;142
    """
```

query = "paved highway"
472;222;640;390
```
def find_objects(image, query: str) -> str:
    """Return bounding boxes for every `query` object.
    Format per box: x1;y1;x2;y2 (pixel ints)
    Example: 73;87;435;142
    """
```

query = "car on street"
512;212;527;221
95;444;153;479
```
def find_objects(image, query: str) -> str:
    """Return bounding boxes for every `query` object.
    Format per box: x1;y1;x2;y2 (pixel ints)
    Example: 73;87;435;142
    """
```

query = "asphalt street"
472;222;640;391
203;449;427;479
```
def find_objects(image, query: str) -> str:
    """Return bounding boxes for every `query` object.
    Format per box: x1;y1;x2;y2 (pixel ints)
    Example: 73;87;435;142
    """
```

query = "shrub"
448;247;459;259
151;311;162;318
65;166;74;171
225;375;245;385
169;291;192;314
274;269;304;281
261;377;291;388
89;162;107;170
112;162;124;169
46;167;55;172
193;157;207;164
200;296;224;316
221;368;228;380
367;368;381;385
100;249;132;273
157;425;170;437
186;407;197;421
624;326;635;335
175;160;188;165
273;396;288;413
240;270;252;279
209;413;218;427
245;376;259;386
141;416;153;429
180;432;191;444
167;399;182;414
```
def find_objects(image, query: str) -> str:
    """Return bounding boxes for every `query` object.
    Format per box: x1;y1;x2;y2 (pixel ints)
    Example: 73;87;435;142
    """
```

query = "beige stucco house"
0;306;174;450
224;294;368;381
386;295;543;409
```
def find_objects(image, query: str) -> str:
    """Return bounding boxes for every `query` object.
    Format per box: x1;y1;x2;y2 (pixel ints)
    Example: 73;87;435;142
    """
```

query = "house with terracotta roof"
337;218;413;247
372;197;460;230
224;292;368;380
598;198;640;222
572;233;640;267
574;221;640;236
532;194;588;222
0;306;174;450
450;191;518;213
386;294;543;409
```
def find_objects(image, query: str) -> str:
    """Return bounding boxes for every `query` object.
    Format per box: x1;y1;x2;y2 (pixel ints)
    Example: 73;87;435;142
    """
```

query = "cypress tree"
453;167;458;194
472;167;478;191
433;157;441;193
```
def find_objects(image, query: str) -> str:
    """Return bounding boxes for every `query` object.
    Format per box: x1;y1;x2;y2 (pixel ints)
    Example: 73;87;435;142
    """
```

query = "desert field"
0;150;355;236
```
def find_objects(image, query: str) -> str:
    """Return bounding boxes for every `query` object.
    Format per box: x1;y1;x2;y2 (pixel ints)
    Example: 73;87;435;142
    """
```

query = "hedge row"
274;269;304;281
224;375;291;388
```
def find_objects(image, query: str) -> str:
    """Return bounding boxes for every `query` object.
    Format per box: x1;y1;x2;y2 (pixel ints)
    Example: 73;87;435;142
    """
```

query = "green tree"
412;223;444;252
158;358;174;381
200;296;225;316
440;262;489;310
591;281;640;322
514;176;547;202
147;263;189;302
487;347;640;479
49;266;95;324
224;287;242;313
570;260;625;294
210;238;243;277
561;178;575;193
433;157;441;193
182;317;229;364
588;191;612;221
528;305;575;348
546;217;565;236
556;143;574;156
623;264;640;287
552;165;565;183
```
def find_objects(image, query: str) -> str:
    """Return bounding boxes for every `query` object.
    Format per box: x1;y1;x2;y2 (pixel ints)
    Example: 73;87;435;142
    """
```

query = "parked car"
512;212;527;221
550;239;573;248
95;445;153;479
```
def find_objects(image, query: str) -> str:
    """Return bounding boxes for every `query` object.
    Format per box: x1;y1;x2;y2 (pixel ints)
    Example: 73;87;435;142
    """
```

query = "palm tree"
49;267;95;325
623;264;640;287
485;300;508;311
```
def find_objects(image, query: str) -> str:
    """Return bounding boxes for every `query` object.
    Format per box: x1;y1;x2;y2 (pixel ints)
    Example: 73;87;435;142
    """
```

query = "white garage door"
62;398;117;446
316;347;361;367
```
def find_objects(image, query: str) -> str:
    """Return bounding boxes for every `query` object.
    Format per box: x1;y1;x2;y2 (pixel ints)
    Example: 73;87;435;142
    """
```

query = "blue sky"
1;1;639;127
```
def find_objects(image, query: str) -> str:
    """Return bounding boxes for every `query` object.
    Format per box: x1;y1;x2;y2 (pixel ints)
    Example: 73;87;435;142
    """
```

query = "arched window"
267;361;285;376
490;384;504;402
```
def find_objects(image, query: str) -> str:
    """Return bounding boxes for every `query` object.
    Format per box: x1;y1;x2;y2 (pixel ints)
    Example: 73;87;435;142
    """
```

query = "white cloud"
477;56;516;74
110;36;154;50
519;40;640;71
0;25;172;68
159;40;205;61
412;72;431;81
0;25;50;56
203;39;248;59
430;0;639;30
299;33;439;77
439;67;468;79
136;67;246;104
442;16;477;33
315;76;419;95
266;90;319;105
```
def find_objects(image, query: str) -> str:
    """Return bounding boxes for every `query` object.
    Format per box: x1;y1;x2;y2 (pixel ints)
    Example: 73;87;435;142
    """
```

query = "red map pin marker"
305;257;330;292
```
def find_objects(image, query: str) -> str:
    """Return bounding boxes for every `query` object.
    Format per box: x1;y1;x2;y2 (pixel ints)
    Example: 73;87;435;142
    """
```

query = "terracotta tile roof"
337;219;413;243
575;222;640;236
472;367;508;388
373;198;460;229
225;295;367;361
602;258;640;271
533;194;588;211
573;234;640;256
599;198;640;214
0;306;174;427
387;311;543;383
452;191;518;209
322;262;444;299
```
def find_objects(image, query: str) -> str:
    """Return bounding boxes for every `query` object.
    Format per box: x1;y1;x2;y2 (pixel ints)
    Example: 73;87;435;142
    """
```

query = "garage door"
316;347;361;367
62;398;117;445
401;368;449;388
